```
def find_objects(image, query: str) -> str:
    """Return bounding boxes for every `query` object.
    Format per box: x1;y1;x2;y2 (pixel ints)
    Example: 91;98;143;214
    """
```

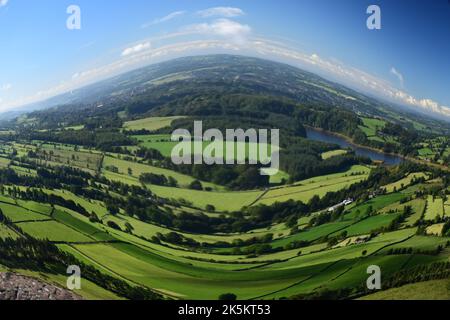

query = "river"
305;128;403;165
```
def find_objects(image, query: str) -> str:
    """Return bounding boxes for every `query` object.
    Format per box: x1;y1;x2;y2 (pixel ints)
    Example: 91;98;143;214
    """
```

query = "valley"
0;55;449;300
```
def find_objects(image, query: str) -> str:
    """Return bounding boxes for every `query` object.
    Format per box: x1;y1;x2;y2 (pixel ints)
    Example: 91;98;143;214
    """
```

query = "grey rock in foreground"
0;272;82;300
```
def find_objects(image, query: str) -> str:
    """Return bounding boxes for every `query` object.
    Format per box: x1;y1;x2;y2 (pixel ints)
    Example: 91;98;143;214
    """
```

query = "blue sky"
0;0;449;117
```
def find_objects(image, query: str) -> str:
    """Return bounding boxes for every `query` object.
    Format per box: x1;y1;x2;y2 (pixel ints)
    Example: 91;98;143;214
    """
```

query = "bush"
107;220;122;231
219;293;237;301
189;180;203;190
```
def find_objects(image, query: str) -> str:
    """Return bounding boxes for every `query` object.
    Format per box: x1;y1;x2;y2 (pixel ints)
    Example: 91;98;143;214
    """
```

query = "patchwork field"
0;202;51;222
17;220;94;242
1;178;449;300
382;172;428;193
132;134;277;162
359;117;386;137
254;165;370;206
102;155;221;190
0;114;448;301
357;117;395;144
403;198;426;226
148;165;371;211
35;146;103;173
149;185;263;211
1;53;449;303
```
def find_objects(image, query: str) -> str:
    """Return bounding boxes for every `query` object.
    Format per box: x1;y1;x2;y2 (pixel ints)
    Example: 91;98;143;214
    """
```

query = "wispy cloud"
197;7;244;18
2;33;449;118
249;40;450;117
0;40;242;112
390;67;404;88
0;83;11;108
78;41;95;51
0;0;8;8
121;42;151;56
183;19;251;44
0;83;12;91
142;11;185;28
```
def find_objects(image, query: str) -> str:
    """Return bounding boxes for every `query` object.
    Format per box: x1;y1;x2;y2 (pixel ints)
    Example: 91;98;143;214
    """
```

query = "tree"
124;222;134;234
89;212;100;223
189;180;203;190
107;220;121;231
167;176;178;187
106;203;120;216
218;293;237;301
285;215;298;228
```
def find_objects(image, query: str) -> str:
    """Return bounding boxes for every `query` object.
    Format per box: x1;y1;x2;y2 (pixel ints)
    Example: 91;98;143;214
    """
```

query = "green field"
424;196;444;221
382;172;428;193
15;187;110;218
17;220;94;242
0;119;447;301
0;157;10;168
123;116;186;131
65;124;85;131
336;213;401;237
148;165;370;211
255;165;370;206
358;117;386;138
379;235;449;252
102;155;221;190
0;179;448;300
133;134;276;162
1;54;450;302
418;147;433;157
403;198;426;226
149;185;262;211
0;224;19;239
36;146;102;173
321;149;348;160
359;279;450;300
426;223;445;236
0;202;51;222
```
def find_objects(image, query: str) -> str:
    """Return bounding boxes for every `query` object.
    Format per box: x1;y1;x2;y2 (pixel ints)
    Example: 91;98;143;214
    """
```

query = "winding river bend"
305;127;403;166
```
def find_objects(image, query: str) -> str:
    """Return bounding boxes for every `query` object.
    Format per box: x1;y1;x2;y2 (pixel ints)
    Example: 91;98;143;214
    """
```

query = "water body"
305;128;403;166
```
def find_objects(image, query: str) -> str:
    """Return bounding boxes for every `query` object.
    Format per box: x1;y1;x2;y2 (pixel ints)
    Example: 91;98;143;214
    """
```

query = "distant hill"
4;55;449;132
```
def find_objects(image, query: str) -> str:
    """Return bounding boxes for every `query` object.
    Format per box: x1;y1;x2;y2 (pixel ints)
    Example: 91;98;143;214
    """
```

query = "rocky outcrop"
0;272;82;300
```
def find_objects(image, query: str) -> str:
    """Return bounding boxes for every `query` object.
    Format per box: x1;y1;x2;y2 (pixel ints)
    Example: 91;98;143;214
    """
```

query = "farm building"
327;198;353;212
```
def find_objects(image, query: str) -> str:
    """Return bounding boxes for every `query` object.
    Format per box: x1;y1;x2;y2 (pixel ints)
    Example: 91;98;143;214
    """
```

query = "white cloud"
0;0;8;7
0;40;243;112
249;40;450;117
2;34;449;118
121;42;151;56
142;11;185;28
390;67;404;88
184;19;251;44
197;7;244;18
